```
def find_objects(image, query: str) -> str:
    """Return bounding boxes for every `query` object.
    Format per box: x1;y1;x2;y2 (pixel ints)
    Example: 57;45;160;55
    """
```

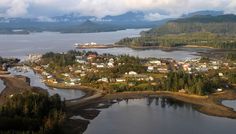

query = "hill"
144;14;236;36
117;14;236;49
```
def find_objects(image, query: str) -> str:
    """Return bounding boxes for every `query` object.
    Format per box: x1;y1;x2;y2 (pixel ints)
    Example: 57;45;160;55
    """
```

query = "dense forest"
0;92;65;134
117;14;236;49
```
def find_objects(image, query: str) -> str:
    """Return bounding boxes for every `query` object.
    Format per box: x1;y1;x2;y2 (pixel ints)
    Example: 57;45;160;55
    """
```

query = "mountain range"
0;10;227;34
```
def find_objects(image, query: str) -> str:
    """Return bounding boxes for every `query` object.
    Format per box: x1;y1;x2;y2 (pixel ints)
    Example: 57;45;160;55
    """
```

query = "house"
63;73;70;77
97;64;105;68
147;66;154;72
213;66;219;70
80;73;86;77
219;73;224;77
128;71;138;75
75;70;82;74
116;78;126;82
28;54;42;63
76;59;86;64
217;88;223;92
108;62;114;68
70;78;81;83
109;58;114;63
47;75;53;79
150;60;161;65
157;68;169;73
98;78;109;83
42;71;50;76
69;82;75;86
87;54;97;60
148;76;154;81
183;64;190;71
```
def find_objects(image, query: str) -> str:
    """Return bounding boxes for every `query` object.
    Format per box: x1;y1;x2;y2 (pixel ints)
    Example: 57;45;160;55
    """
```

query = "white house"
108;62;114;68
219;73;224;77
97;64;105;68
63;73;70;77
116;78;126;82
98;78;109;83
213;66;219;70
150;60;161;65
128;71;138;75
217;88;223;92
147;66;154;72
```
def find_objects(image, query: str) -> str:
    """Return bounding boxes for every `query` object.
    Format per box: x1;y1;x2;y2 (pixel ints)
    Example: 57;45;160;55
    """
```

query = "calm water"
223;100;236;111
0;79;5;94
82;47;198;60
0;29;147;58
8;67;85;100
0;29;198;60
85;98;236;134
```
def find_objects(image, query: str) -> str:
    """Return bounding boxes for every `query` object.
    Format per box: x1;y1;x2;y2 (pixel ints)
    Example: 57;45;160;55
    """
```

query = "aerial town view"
0;0;236;134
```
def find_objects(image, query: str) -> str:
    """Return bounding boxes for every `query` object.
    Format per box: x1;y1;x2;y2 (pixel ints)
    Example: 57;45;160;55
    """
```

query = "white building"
128;71;138;75
116;78;126;82
150;60;162;65
147;66;154;72
98;78;109;83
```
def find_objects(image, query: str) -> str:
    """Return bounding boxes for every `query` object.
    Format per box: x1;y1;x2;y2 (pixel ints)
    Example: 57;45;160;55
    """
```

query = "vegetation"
0;92;65;134
160;71;217;95
0;57;20;65
117;14;236;49
39;50;230;96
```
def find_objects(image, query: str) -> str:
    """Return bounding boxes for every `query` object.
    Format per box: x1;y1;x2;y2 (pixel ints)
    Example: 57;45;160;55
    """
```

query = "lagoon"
85;98;236;134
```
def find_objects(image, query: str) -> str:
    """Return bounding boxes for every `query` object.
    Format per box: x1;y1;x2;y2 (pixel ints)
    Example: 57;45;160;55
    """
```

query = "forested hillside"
117;14;236;49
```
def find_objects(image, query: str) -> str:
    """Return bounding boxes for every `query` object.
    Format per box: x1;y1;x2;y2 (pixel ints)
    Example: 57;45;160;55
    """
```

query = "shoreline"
1;73;236;134
67;90;236;119
3;71;236;119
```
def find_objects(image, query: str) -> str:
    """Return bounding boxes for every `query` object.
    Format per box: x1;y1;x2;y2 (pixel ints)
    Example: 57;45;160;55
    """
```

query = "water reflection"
85;98;236;134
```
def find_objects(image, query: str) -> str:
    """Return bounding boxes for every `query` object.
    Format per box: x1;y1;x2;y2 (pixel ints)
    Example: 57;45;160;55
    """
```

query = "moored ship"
74;42;117;49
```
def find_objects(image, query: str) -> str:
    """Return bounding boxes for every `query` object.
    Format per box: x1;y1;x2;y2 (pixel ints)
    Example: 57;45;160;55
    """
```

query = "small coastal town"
26;50;236;95
1;1;236;133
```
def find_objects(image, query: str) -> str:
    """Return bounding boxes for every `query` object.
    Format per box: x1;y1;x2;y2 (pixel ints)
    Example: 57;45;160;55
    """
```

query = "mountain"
181;10;224;18
0;11;160;34
61;20;124;33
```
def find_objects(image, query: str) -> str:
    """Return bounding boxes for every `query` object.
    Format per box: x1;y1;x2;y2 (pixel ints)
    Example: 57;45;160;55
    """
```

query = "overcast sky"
0;0;235;20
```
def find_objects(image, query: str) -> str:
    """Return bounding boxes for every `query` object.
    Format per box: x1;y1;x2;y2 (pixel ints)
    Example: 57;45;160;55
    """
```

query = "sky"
0;0;235;20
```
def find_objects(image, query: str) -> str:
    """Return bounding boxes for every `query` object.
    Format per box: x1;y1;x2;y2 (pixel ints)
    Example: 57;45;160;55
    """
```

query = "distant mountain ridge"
181;10;224;18
0;10;231;34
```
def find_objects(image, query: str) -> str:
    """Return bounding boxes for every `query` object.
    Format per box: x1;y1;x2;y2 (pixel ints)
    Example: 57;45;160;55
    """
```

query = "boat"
74;42;116;49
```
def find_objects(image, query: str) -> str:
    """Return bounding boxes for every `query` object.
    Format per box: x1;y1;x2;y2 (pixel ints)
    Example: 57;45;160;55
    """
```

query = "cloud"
6;0;29;17
0;0;235;19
